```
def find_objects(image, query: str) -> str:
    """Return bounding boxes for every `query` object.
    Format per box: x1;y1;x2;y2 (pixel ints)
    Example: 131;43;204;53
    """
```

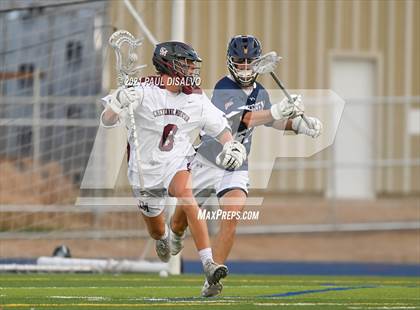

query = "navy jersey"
197;76;272;170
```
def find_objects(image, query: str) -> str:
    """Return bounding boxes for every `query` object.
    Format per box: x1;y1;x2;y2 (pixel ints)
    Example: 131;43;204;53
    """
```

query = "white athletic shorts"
191;153;249;202
129;156;192;217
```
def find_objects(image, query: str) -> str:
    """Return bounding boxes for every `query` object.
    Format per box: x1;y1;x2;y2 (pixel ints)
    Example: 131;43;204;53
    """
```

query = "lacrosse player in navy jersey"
169;35;323;297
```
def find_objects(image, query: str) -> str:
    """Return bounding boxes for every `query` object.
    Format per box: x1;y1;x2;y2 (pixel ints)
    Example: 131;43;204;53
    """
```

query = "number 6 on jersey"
159;124;178;152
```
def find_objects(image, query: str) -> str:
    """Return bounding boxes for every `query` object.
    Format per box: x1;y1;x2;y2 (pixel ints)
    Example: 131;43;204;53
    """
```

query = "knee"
176;190;197;210
172;187;193;201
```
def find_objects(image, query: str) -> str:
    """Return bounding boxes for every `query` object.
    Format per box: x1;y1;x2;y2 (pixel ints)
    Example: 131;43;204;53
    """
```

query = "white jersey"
102;82;228;188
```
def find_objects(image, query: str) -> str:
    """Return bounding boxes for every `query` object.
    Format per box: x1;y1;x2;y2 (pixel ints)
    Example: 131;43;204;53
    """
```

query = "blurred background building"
0;0;418;271
0;0;107;190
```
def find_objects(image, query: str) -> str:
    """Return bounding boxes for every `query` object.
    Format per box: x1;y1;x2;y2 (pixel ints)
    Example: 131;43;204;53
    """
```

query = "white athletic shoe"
170;229;185;256
155;234;171;262
203;260;228;285
201;279;223;297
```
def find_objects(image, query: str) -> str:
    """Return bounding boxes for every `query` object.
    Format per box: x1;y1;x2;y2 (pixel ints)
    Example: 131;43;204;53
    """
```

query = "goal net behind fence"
0;0;179;274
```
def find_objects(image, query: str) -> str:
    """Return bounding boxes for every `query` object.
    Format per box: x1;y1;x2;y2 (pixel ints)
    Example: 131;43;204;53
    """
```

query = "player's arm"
242;92;322;138
263;113;322;138
241;94;303;129
241;109;295;130
241;109;273;127
215;128;234;145
202;105;235;147
202;95;247;171
100;87;141;128
101;108;120;127
272;118;293;131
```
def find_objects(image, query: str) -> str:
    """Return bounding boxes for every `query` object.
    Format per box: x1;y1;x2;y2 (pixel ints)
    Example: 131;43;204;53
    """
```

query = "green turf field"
0;273;419;309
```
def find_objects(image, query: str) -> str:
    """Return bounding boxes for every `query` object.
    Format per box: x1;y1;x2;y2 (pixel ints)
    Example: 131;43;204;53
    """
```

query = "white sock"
198;248;213;265
160;224;169;240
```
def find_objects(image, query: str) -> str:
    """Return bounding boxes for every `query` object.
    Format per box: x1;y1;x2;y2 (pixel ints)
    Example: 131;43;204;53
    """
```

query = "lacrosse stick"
109;30;146;190
252;51;310;126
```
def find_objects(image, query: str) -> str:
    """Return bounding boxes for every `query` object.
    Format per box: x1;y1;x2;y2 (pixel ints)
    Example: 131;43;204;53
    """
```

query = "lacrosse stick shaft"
269;72;310;125
126;90;145;190
109;30;145;190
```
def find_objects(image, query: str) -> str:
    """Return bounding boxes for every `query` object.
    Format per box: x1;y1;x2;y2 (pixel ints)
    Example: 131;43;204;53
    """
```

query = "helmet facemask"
227;56;259;87
172;58;201;83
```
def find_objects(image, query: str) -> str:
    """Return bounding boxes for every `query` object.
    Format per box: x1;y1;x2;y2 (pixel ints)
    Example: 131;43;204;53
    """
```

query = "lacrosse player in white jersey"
100;41;247;286
169;35;323;296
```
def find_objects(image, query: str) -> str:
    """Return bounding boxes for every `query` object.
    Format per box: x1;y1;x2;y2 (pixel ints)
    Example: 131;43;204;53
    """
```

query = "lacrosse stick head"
251;51;282;74
109;30;146;86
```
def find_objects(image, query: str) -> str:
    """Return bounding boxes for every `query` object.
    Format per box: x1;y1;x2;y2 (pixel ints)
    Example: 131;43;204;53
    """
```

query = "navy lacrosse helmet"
227;35;262;87
152;41;202;80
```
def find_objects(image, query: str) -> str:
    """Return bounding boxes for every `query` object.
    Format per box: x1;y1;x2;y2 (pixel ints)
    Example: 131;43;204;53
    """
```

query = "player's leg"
141;212;171;262
133;188;171;262
169;202;188;255
170;189;212;255
200;190;246;298
201;170;249;297
213;188;247;264
142;212;166;240
170;201;188;235
169;197;188;256
168;170;211;251
170;156;215;255
168;170;228;284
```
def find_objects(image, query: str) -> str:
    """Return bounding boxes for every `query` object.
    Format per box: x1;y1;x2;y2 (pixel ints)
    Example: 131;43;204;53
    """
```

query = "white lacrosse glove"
270;94;304;120
108;87;139;114
216;140;247;170
292;116;323;138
